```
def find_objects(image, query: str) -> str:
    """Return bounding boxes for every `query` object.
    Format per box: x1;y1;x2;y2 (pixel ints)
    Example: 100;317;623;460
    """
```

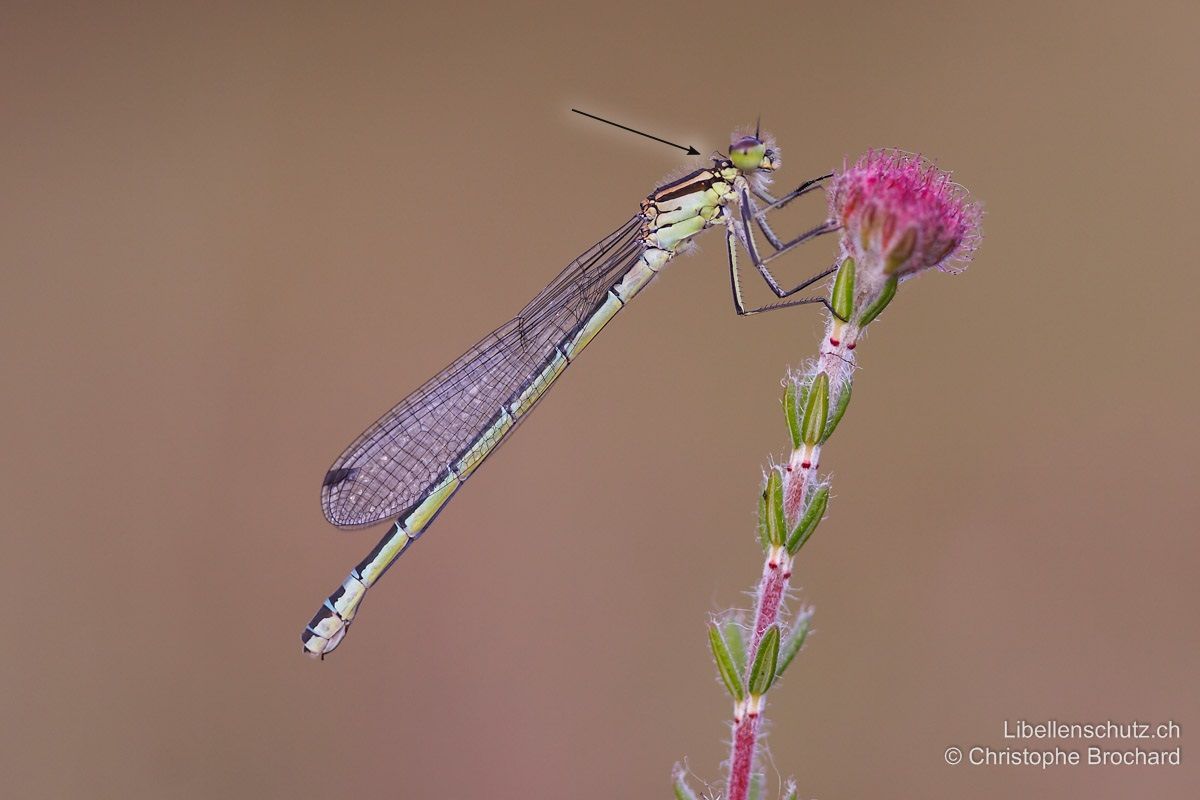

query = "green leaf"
756;486;770;553
766;470;785;547
748;625;781;696
775;613;812;678
783;381;802;449
820;379;852;444
830;257;856;322
672;774;698;800
786;485;829;555
747;773;764;800
708;624;745;702
857;275;898;328
800;372;829;446
722;618;746;673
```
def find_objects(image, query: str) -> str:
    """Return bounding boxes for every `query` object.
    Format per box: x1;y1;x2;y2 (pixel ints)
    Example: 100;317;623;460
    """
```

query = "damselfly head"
730;134;777;173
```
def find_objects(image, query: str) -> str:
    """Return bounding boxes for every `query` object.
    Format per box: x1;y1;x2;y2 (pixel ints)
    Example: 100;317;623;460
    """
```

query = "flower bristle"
829;150;982;280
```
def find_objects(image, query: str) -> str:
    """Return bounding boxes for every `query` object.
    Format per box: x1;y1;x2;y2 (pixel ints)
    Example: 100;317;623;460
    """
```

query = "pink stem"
726;323;859;800
750;547;793;648
727;711;762;800
730;534;796;799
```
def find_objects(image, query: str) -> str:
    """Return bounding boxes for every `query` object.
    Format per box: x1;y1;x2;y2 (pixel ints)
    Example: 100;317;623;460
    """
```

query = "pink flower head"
829;150;981;283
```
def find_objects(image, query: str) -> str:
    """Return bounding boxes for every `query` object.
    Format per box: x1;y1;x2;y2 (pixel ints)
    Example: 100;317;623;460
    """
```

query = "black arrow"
571;109;700;155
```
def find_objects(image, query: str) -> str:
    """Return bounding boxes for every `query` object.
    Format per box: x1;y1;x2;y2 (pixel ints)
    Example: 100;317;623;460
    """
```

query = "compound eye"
730;136;766;172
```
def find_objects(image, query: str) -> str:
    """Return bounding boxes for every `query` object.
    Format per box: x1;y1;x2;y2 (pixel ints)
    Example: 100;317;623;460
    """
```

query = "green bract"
821;380;852;444
786;485;828;555
708;624;745;702
801;373;829;446
723;618;746;670
784;381;802;449
766;471;785;547
857;275;898;328
757;487;770;552
775;614;812;679
673;775;698;800
748;625;781;696
831;257;856;322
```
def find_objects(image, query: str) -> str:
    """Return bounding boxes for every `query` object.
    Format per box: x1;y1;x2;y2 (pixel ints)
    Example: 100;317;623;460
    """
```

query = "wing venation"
321;216;645;528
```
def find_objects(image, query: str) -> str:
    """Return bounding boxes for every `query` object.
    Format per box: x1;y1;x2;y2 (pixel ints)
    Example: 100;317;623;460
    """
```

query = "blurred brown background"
2;1;1197;797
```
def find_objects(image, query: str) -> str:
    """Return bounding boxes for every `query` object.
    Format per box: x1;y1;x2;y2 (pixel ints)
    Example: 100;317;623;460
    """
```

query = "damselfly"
302;126;838;657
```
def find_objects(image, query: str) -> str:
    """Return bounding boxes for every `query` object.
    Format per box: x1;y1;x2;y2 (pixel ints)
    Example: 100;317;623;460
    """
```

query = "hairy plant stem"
725;300;862;800
680;147;980;800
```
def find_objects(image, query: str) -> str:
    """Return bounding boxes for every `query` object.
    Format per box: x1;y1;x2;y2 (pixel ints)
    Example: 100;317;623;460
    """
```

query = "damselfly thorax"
302;131;838;657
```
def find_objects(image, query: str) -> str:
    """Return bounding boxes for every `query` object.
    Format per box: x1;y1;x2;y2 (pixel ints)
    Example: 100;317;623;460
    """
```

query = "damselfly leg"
750;173;833;247
724;183;841;318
